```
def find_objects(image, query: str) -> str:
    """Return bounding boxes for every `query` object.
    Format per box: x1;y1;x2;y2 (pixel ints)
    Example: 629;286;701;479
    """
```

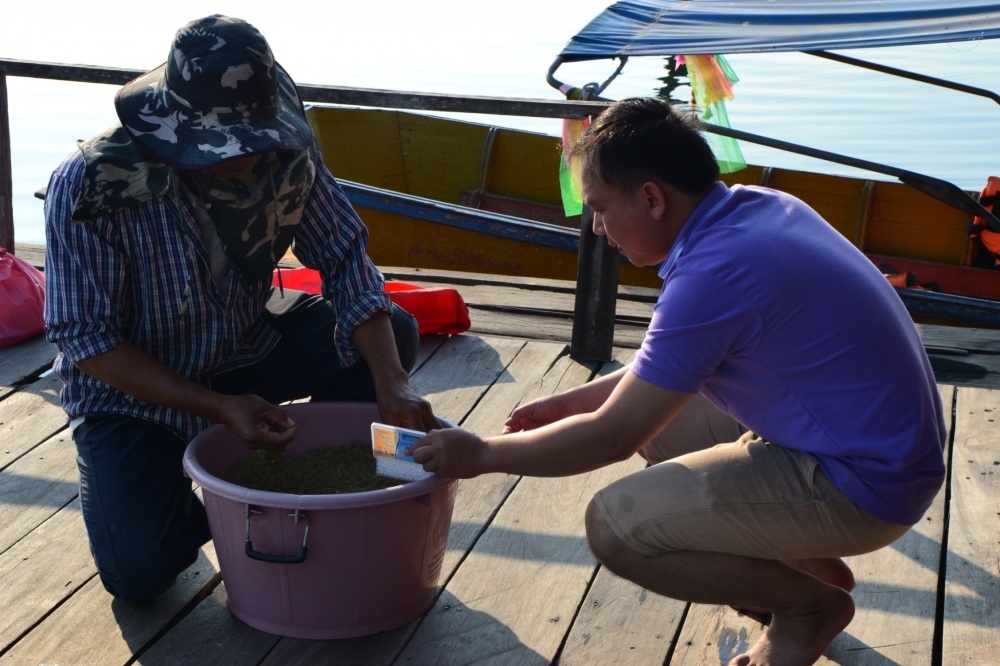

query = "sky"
3;1;998;243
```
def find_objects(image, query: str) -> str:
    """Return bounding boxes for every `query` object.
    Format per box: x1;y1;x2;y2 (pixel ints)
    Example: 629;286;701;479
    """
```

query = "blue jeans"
74;294;419;601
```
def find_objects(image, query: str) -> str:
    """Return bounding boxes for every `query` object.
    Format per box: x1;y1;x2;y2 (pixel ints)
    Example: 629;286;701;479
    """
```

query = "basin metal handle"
244;507;309;564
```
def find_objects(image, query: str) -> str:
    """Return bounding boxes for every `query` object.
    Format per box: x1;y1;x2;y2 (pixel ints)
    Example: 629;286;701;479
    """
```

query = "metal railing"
0;57;618;359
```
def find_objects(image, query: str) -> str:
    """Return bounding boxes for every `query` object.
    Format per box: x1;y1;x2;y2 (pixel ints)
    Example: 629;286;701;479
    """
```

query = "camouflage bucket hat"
114;15;313;169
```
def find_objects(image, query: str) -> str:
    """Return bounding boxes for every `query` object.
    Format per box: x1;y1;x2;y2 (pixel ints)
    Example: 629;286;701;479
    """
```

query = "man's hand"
503;394;573;433
216;394;297;451
409;428;489;479
376;380;439;432
503;366;631;434
351;310;439;431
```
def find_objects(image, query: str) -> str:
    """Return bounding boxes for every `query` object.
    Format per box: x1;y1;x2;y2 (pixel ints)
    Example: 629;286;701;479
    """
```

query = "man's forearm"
74;343;226;423
562;366;630;412
351;310;408;389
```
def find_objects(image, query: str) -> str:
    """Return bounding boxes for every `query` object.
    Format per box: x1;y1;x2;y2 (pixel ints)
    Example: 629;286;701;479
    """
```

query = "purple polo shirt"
632;183;945;525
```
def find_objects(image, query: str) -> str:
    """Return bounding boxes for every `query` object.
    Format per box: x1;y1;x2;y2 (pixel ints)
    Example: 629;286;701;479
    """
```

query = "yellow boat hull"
306;105;1000;308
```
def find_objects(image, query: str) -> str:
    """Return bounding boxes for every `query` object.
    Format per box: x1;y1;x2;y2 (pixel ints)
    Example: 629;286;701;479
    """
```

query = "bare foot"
728;587;855;666
784;558;855;593
730;559;855;624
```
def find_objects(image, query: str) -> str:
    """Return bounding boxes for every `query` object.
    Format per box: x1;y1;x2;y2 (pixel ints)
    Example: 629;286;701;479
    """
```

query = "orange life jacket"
971;176;1000;261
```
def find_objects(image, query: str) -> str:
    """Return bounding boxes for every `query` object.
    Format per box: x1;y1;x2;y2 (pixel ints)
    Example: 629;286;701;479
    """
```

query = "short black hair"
571;98;720;196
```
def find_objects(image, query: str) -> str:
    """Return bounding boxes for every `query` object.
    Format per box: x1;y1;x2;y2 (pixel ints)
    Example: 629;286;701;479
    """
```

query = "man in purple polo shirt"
410;98;945;666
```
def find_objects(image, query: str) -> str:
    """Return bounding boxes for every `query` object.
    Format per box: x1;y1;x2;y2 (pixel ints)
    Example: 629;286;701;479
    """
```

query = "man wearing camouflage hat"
43;15;437;601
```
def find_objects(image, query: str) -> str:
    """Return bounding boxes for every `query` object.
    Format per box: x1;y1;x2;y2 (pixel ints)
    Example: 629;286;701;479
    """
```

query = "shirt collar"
657;181;733;280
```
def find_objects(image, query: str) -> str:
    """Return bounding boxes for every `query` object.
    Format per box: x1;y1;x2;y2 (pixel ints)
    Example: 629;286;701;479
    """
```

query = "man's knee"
585;497;628;567
96;544;199;602
99;569;174;603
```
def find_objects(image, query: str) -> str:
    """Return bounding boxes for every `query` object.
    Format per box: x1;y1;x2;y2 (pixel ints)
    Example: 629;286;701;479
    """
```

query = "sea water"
2;0;998;244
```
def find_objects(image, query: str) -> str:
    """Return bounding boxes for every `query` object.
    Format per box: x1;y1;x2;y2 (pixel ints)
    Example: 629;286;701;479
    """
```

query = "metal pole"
570;206;619;361
0;72;14;252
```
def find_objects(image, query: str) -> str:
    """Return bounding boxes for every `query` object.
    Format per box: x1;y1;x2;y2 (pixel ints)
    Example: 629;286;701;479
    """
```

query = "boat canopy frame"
547;0;1000;231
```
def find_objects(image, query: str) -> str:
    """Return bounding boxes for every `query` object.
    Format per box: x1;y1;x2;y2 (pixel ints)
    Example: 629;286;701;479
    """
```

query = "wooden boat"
307;103;1000;327
304;105;624;283
543;0;1000;329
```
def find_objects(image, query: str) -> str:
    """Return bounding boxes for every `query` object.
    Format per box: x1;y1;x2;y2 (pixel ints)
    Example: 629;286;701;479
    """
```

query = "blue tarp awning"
558;0;1000;61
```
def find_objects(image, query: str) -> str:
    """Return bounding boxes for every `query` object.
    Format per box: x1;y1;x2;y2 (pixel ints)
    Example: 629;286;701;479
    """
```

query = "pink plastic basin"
182;401;457;639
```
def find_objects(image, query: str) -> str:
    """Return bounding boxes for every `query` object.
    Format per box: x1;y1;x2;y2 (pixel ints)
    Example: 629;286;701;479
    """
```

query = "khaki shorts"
594;396;911;559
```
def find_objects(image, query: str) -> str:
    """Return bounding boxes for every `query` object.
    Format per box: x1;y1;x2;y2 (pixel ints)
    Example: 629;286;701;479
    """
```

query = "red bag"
383;281;472;335
0;247;46;348
273;267;471;336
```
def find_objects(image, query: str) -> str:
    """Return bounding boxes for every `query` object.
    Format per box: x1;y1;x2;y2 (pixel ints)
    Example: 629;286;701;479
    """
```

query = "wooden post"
570;206;619;362
0;72;14;252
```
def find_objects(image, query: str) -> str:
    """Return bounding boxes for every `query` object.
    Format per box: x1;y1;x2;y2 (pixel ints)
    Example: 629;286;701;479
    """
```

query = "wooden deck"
2;267;999;665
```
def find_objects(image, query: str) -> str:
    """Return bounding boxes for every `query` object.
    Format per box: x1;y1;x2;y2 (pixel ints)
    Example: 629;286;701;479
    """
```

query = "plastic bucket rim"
183;450;454;509
182;402;456;510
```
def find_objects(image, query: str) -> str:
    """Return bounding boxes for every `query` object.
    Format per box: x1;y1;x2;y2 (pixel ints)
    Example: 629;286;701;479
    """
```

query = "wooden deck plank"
438;340;571;577
382;265;653;350
393;353;614;663
670;602;765;665
414;333;448;369
926;351;1000;391
390;278;657;323
558;566;687;665
0;337;55;401
916;325;1000;355
941;386;1000;664
407;334;526;426
136;583;282;666
379;266;657;303
0;550;220;666
0;499;95;652
0;430;76;553
260;627;408;666
0;373;65;470
548;348;689;665
467;307;648;350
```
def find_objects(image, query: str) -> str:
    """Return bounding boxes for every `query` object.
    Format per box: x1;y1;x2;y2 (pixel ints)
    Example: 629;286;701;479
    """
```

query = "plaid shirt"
43;151;391;440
